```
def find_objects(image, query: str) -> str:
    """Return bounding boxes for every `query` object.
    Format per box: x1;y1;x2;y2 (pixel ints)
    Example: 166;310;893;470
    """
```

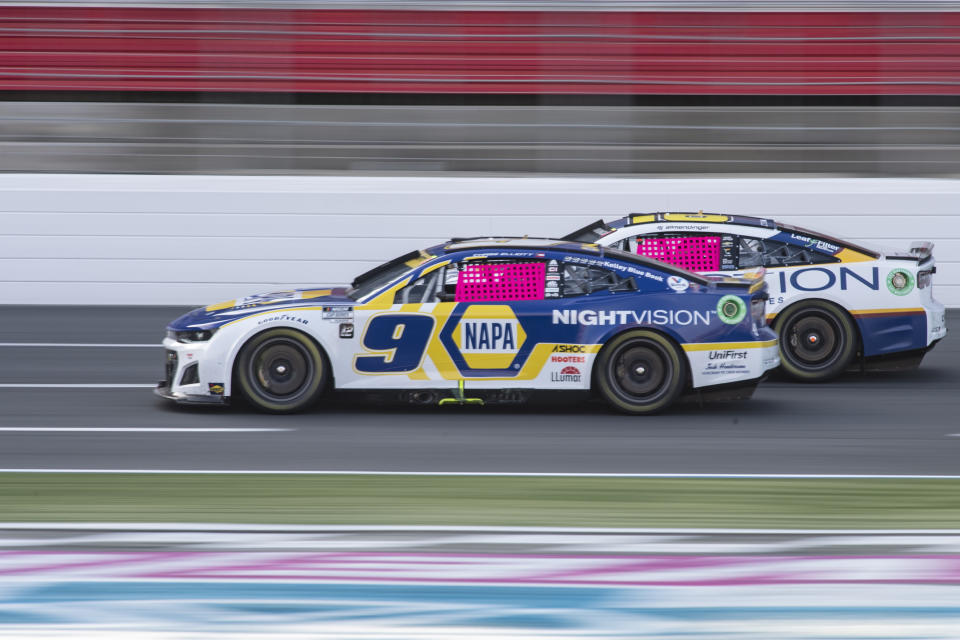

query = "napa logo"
453;305;527;369
461;321;518;352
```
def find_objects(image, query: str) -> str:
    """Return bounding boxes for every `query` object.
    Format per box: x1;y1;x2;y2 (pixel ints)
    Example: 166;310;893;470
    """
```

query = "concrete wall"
1;174;957;306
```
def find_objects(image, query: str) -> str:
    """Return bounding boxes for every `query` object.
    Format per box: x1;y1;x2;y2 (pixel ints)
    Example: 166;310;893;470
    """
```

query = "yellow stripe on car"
205;299;236;312
836;248;875;263
300;289;332;299
683;340;777;352
663;213;730;223
850;307;925;317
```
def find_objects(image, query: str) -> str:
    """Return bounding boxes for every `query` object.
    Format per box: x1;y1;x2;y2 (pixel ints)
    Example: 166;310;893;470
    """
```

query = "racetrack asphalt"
0;305;958;475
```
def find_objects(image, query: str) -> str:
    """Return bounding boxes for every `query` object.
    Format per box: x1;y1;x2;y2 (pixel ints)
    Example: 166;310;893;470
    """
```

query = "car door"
343;254;561;387
435;255;557;381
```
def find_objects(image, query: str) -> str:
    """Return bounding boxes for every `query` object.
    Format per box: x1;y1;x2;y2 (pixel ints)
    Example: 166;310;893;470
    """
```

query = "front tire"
235;328;327;413
594;330;687;415
775;300;857;382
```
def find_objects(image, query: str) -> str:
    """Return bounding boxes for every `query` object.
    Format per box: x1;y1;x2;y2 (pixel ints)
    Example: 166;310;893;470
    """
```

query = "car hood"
167;287;353;330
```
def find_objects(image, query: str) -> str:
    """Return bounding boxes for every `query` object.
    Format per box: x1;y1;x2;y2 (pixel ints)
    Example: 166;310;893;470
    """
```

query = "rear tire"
235;328;327;413
594;330;686;415
775;300;857;382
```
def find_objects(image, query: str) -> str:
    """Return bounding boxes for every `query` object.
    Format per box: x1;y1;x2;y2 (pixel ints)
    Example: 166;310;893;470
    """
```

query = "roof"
617;212;777;229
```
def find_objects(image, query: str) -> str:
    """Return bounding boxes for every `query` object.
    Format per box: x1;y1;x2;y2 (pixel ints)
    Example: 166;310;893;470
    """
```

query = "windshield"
347;250;432;301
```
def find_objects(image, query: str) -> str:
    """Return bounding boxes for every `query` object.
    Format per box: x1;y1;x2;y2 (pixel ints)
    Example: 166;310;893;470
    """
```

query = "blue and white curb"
2;527;960;639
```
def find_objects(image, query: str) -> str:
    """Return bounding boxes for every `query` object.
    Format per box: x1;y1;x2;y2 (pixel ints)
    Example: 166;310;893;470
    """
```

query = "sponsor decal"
451;306;528;370
776;266;880;293
667;276;689;292
323;306;354;321
657;224;710;232
551;355;585;363
208;383;224;395
552;344;586;353
257;314;309;326
562;255;662;281
788;233;840;255
461;320;518;352
708;349;748;360
704;361;749;374
716;295;747;325
339;323;354;339
550;366;582;383
886;269;916;296
552;308;712;326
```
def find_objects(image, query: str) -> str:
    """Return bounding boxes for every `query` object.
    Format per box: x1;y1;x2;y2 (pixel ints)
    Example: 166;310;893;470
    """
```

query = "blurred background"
3;0;960;306
4;0;960;175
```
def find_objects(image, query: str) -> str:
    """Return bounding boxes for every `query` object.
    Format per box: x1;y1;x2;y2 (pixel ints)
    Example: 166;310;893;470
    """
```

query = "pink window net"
455;262;546;302
637;236;720;272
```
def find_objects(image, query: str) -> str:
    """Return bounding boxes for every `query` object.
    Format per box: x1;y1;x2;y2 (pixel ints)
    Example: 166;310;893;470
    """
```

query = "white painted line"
0;523;958;536
0;428;289;433
0;470;958;479
0;384;156;389
0;343;159;348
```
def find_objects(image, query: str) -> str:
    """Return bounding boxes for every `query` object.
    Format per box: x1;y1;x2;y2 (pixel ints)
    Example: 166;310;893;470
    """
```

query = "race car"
157;238;779;415
565;213;946;381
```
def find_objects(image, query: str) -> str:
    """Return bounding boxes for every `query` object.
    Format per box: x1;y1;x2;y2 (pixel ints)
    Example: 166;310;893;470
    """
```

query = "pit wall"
1;174;957;306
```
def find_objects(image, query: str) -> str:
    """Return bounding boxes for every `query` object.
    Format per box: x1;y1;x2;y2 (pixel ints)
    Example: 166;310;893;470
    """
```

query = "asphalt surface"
0;305;958;475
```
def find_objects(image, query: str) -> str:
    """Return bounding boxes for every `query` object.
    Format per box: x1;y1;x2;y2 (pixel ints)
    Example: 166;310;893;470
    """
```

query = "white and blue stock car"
565;213;947;381
158;239;779;415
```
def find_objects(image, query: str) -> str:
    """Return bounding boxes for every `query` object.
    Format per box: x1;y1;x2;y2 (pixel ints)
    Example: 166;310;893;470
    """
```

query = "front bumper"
154;382;227;405
157;337;230;405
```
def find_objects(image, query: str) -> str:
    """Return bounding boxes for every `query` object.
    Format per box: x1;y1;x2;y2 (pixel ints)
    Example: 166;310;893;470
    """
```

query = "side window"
393;269;442;305
738;236;764;268
452;259;548;302
562;264;635;297
631;233;722;272
761;239;838;267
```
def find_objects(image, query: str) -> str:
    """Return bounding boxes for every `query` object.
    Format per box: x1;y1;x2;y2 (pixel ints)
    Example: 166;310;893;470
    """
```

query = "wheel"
774;300;857;382
235;328;327;413
594;330;687;415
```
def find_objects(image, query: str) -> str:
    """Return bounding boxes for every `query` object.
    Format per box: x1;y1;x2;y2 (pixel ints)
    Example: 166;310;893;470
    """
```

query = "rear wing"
562;219;613;243
909;241;935;261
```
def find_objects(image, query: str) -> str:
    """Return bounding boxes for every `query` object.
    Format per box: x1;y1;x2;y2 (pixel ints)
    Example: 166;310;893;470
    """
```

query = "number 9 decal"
354;314;435;373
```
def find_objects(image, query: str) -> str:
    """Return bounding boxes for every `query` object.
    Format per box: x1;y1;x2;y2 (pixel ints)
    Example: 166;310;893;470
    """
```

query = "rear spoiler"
562;219;613;243
909;241;935;261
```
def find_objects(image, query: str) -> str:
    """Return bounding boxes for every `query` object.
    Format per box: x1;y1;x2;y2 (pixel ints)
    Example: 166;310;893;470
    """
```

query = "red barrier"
2;7;960;94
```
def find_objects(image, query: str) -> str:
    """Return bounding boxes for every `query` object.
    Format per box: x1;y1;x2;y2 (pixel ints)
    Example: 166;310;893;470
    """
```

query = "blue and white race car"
157;238;779;414
566;213;946;381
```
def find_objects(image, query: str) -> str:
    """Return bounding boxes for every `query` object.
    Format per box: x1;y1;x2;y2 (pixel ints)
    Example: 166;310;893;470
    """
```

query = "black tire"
594;330;687;415
235;328;327;413
774;300;857;382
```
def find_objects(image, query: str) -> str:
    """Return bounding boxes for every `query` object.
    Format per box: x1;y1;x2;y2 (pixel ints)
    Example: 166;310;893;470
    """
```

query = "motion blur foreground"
3;1;960;639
